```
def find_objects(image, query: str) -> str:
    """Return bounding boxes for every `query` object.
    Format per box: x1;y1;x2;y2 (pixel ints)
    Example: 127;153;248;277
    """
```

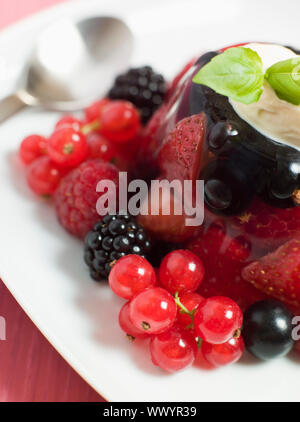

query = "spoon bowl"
0;16;133;122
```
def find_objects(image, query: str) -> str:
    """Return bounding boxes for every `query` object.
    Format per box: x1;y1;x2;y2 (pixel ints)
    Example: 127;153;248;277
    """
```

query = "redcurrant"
176;292;204;330
202;336;245;367
26;156;64;196
19;134;47;165
48;127;88;168
84;98;111;123
150;324;197;372
100;101;140;143
129;287;177;334
159;249;205;295
109;255;156;300
119;302;149;340
194;296;243;344
87;133;117;161
55;115;83;132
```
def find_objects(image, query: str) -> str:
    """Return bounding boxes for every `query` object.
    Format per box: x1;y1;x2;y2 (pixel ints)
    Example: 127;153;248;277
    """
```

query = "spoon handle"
0;93;26;124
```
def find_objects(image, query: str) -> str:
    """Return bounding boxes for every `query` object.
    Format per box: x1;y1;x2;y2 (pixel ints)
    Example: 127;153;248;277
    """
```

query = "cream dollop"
229;43;300;150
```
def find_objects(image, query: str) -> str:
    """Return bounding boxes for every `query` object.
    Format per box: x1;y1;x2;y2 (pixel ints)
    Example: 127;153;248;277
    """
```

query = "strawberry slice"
158;113;207;182
230;198;300;251
188;222;266;310
242;237;300;307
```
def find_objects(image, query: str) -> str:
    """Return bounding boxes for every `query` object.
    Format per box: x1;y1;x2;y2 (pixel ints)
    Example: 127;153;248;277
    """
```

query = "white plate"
1;0;300;402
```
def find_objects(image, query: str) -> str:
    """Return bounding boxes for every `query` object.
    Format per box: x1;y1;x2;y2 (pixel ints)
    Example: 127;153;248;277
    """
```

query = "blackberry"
84;214;152;281
108;66;167;124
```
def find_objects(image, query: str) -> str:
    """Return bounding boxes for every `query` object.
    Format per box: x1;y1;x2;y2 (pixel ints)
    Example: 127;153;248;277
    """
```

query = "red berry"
138;180;202;243
87;133;117;161
84;98;111;123
118;302;149;340
194;296;243;344
54;159;119;238
55;115;83;132
48;127;88;168
176;292;204;330
230;198;300;250
109;255;156;300
202;336;244;367
159;249;205;295
129;287;177;334
26;156;63;196
19;134;47;165
100;101;140;143
242;237;300;307
158;113;207;182
187;222;266;311
150;324;197;372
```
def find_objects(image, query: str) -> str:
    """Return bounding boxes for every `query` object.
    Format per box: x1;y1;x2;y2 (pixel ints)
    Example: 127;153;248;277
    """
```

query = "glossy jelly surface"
140;48;300;311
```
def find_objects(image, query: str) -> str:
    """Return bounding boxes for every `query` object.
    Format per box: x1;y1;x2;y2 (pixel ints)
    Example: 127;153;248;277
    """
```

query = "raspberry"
54;159;119;238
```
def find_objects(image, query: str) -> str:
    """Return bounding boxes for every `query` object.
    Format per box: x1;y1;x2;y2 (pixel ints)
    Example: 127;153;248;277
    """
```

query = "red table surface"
0;0;104;402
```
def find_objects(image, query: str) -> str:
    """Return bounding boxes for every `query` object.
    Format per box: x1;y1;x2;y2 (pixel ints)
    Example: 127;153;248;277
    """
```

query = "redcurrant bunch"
108;250;245;372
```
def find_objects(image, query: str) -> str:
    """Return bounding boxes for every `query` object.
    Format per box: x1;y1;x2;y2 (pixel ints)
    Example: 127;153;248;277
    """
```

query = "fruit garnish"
108;66;167;124
55;115;83;132
54;159;119;238
19;134;47;165
242;237;300;307
193;296;243;345
192;47;264;104
137;182;202;243
119;302;149;340
48;127;88;168
150;324;197;372
99;101;141;143
109;255;156;300
201;336;244;367
158;113;206;182
175;292;204;331
188;222;265;310
265;57;300;105
159;249;205;295
84;214;152;282
129;287;177;334
242;299;295;360
26;156;64;196
230;197;300;250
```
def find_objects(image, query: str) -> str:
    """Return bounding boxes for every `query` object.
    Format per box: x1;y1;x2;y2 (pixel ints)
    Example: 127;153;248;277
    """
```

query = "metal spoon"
0;16;133;123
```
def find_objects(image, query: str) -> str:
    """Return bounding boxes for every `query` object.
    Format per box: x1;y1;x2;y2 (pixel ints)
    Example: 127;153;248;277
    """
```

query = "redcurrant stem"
81;119;101;135
174;292;203;348
174;292;192;316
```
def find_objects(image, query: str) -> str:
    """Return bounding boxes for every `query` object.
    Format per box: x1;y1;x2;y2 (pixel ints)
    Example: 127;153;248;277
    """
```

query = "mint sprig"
192;47;264;104
265;57;300;105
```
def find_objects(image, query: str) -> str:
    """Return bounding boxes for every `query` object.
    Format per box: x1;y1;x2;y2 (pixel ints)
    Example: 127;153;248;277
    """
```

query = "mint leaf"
265;57;300;105
192;47;264;104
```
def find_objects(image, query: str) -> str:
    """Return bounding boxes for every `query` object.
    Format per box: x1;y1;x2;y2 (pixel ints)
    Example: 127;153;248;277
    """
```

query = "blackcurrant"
242;299;295;360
